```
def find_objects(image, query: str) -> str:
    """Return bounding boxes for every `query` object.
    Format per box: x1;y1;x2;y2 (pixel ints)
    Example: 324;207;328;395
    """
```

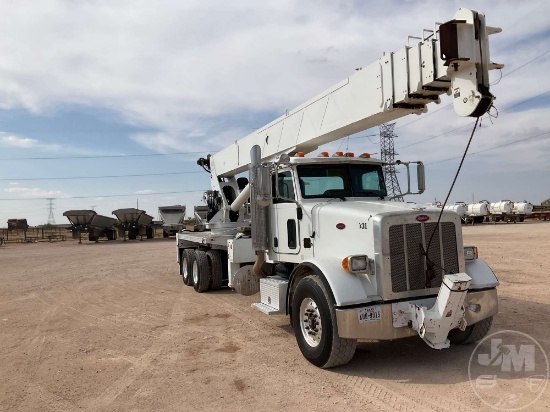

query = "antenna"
380;123;404;202
90;205;96;211
46;198;56;225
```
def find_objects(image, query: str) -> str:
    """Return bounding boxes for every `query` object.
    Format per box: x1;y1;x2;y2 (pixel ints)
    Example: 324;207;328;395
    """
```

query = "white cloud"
134;189;156;195
1;0;546;136
0;135;39;148
4;187;65;198
8;182;19;185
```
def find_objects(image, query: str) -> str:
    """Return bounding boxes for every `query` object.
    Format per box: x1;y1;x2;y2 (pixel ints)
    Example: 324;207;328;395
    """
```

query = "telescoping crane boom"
182;8;503;368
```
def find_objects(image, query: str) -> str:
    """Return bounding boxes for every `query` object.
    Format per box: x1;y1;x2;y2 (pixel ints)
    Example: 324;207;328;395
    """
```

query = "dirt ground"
1;221;549;412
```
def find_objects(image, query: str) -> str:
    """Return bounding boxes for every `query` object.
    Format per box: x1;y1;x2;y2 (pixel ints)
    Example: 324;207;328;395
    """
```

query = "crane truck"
176;8;502;368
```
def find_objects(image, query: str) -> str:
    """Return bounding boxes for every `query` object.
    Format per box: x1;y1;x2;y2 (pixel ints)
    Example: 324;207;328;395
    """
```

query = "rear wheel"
291;275;357;368
448;316;493;344
181;249;194;286
192;250;211;293
206;250;223;291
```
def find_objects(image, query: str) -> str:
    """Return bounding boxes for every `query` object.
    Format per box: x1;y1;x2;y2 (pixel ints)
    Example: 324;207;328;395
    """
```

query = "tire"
146;228;154;239
206;250;223;291
192;250;211;293
448;316;493;345
519;216;524;222
291;275;357;368
181;249;194;286
88;233;98;242
163;230;169;238
128;231;137;240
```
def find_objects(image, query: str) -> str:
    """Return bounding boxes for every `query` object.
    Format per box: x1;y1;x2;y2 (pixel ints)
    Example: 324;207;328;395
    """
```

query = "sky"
0;0;549;226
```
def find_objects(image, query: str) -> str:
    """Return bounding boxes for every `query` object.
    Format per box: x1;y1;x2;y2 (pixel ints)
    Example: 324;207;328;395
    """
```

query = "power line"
0;189;205;202
0;150;207;161
0;170;205;181
426;130;550;166
396;89;550;150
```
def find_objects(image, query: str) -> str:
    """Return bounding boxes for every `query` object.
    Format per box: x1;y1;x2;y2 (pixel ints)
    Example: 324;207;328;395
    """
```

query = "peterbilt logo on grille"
416;215;430;222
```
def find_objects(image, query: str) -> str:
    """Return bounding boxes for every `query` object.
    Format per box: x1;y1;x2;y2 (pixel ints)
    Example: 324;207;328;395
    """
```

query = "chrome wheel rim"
300;297;322;347
192;260;199;285
182;257;188;280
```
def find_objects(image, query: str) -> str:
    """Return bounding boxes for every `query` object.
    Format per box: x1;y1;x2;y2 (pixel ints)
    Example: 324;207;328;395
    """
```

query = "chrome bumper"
335;288;498;340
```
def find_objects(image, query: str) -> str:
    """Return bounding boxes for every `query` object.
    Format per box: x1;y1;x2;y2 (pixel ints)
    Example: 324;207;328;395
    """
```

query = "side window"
272;171;295;203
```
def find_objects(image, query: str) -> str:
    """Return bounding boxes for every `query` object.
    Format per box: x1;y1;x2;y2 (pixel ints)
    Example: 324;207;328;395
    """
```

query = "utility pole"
379;123;404;202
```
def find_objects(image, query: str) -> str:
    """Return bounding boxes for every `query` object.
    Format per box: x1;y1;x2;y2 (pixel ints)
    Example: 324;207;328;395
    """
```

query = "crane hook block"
439;9;502;117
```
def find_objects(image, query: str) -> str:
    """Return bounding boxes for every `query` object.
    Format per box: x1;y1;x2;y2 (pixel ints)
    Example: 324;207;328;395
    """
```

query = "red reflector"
336;223;346;230
416;215;430;222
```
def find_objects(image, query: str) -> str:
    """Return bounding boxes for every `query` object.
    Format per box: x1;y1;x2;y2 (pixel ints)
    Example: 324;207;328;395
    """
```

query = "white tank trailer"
497;201;534;223
112;208;154;240
512;201;533;215
465;201;490;223
158;205;186;237
444;203;468;218
489;200;513;215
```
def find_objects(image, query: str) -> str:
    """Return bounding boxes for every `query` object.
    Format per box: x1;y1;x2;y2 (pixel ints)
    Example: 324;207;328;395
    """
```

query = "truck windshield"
297;164;387;199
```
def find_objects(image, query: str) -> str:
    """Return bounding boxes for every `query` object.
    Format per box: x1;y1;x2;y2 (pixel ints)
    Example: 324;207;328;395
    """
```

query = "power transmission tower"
46;198;56;225
379;123;404;202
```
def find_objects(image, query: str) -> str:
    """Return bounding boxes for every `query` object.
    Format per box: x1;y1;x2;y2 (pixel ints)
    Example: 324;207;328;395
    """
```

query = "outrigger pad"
233;265;260;296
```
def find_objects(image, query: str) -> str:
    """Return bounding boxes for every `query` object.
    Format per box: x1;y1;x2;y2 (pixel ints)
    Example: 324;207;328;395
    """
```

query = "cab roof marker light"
295;152;305;157
318;152;329;157
333;151;344;157
345;152;354;157
360;153;371;158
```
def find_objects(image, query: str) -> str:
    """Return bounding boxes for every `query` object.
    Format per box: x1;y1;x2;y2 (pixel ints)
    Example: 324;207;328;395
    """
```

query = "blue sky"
0;0;549;225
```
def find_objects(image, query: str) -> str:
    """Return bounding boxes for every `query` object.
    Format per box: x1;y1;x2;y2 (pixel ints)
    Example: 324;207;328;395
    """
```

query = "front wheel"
291;275;357;368
448;316;493;345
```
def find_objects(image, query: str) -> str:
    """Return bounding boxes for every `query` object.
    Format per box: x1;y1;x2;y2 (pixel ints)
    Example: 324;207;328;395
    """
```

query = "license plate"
358;306;381;323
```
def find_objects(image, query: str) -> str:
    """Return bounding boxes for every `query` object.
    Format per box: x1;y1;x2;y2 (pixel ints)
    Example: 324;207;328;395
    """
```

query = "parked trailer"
112;208;154;240
444;202;468;219
465;201;490;224
529;204;550;221
63;210;118;242
7;219;29;231
487;200;513;223
158;205;186;237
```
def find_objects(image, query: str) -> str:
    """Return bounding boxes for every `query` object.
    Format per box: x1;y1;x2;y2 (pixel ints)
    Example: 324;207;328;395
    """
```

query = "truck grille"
388;222;459;292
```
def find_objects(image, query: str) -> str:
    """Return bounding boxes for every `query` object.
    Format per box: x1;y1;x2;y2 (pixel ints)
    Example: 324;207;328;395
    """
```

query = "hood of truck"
304;199;464;300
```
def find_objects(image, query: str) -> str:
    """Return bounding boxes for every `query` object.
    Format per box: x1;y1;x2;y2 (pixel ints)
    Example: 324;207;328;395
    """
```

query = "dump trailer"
63;210;118;242
176;8;502;368
112;208;154;240
7;219;29;231
158;205;186;237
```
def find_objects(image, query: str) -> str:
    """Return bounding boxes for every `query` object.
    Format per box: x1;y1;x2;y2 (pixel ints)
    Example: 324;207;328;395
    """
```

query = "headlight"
342;255;371;274
464;246;478;261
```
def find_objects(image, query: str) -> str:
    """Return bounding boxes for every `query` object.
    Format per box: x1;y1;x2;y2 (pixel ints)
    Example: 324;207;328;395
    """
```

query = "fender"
287;259;377;312
465;257;500;289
